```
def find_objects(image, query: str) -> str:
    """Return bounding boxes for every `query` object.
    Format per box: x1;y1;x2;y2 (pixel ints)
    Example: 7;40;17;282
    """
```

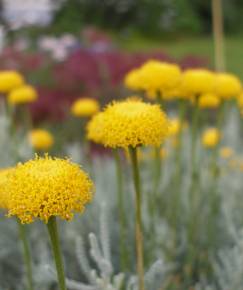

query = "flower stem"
113;149;128;271
129;147;145;290
17;220;34;290
47;216;67;290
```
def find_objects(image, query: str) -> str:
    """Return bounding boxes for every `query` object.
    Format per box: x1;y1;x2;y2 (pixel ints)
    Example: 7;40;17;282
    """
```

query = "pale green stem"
113;149;128;271
129;147;145;290
17;220;34;290
47;217;67;290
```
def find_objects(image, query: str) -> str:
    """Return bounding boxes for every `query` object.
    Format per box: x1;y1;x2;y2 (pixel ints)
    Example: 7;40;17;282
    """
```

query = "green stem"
113;149;128;271
47;216;67;290
129;147;145;290
17;220;34;290
152;147;161;196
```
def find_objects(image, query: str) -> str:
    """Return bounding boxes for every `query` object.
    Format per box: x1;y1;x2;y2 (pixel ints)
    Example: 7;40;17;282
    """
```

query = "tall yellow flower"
214;73;241;100
86;112;106;144
97;98;169;148
29;129;54;151
181;69;216;97
8;85;38;105
71;98;100;117
0;71;24;93
124;60;181;99
198;93;220;109
6;155;93;224
202;128;221;148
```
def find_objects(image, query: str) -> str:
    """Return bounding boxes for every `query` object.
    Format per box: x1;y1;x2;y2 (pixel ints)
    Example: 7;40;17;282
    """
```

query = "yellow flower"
202;128;221;148
86;112;106;144
237;92;243;108
0;168;14;209
8;85;38;105
71;98;100;117
168;118;183;136
220;147;234;159
198;93;220;109
29;129;54;150
6;155;93;224
124;68;143;91
181;69;215;96
125;60;181;99
0;71;24;93
94;98;169;148
214;73;241;99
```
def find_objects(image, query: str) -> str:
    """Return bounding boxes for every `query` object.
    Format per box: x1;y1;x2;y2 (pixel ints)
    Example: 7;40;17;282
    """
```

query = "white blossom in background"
2;0;60;29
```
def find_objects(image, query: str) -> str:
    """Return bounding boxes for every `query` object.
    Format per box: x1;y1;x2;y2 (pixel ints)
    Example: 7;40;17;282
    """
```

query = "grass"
118;34;243;79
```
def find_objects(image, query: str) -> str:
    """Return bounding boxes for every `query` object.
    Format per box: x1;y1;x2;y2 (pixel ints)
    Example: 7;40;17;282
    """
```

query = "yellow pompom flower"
125;60;181;99
181;69;216;97
96;98;169;148
220;147;234;159
0;71;24;93
168;118;183;136
0;168;14;209
124;68;143;91
198;93;220;109
202;128;221;148
71;98;100;117
6;155;93;224
8;85;38;105
214;73;241;99
29;129;54;150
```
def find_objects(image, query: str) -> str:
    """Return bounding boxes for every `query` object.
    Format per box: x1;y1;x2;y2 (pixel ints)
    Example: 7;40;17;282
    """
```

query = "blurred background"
0;0;241;124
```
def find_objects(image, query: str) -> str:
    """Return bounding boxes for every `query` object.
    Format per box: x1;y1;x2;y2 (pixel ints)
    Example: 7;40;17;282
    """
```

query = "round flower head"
202;128;221;148
87;112;106;144
100;98;170;148
124;68;143;91
6;155;93;223
0;168;14;209
181;69;216;96
220;147;234;159
198;93;220;109
139;60;181;97
71;98;100;117
29;129;54;150
168;118;183;137
214;73;241;100
8;85;38;105
0;71;24;93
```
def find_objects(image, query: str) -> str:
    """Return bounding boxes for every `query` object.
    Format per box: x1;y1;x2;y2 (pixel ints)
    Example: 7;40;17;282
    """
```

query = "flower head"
220;147;234;159
8;85;38;105
168;118;184;137
214;73;241;99
87;112;106;144
29;129;54;150
0;71;24;93
181;69;215;96
96;98;169;148
6;155;93;223
202;128;221;148
71;98;100;117
198;93;220;109
125;60;181;99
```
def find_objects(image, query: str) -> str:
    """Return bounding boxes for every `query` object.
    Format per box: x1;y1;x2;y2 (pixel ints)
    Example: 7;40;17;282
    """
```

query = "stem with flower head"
17;220;34;290
113;149;128;271
129;147;145;290
47;216;67;290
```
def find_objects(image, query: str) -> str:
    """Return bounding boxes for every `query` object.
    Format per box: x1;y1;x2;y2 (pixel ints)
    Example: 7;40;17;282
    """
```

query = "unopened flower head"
29;129;54;150
6;155;93;224
71;98;100;117
8;85;38;105
202;128;221;148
